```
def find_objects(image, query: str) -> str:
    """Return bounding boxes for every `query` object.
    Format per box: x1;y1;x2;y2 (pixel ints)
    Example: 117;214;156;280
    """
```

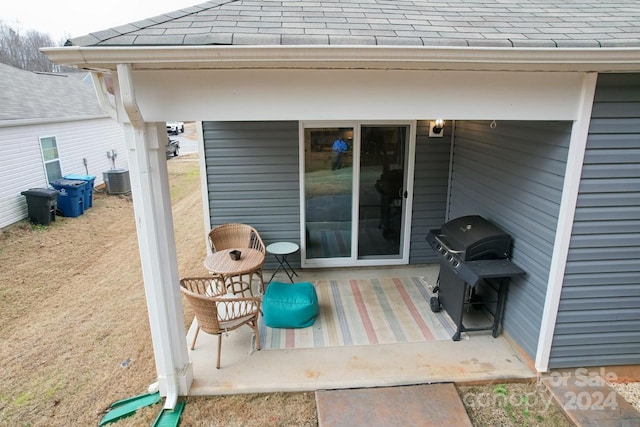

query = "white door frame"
299;120;416;268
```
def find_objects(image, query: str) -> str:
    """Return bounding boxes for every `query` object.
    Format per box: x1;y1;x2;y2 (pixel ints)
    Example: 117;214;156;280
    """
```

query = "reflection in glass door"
358;126;408;259
304;126;354;259
302;123;410;265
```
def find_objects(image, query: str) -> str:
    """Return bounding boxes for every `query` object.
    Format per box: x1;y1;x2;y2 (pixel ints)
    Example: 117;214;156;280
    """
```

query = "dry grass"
0;142;574;426
0;191;156;426
458;382;573;427
0;154;317;426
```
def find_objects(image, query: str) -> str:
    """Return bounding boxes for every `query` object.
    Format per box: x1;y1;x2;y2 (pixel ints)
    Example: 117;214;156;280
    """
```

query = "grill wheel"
430;296;441;312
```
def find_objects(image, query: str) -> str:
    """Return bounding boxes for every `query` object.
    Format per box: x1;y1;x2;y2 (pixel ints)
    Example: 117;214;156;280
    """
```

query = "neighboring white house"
0;63;127;229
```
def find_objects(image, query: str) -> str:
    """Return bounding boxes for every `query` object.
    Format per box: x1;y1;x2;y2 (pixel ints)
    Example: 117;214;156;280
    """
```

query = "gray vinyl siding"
550;73;640;368
409;120;451;263
203;121;300;270
205;120;450;268
448;120;572;360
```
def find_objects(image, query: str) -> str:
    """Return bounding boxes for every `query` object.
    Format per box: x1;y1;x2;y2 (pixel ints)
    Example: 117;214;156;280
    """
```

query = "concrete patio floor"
186;265;536;396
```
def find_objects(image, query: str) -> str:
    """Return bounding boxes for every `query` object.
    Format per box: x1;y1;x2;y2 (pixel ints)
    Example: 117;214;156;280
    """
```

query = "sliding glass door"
303;126;354;260
301;122;413;267
358;125;408;258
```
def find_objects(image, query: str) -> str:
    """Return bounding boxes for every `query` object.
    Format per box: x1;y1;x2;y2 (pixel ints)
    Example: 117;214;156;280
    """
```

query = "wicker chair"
180;277;261;369
208;223;266;295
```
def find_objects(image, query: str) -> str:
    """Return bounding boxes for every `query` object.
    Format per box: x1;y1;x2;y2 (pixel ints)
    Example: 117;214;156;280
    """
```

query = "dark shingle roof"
66;0;640;48
0;63;104;121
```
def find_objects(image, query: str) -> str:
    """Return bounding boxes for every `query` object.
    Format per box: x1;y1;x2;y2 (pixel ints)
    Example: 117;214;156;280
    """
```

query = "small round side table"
266;242;300;283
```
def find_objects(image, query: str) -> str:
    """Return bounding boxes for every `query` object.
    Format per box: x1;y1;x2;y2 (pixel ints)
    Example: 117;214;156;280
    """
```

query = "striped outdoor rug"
259;276;457;350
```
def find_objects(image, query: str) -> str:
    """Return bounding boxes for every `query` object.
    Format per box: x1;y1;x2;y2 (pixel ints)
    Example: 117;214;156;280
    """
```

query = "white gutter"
42;45;640;73
0;115;109;128
534;72;597;372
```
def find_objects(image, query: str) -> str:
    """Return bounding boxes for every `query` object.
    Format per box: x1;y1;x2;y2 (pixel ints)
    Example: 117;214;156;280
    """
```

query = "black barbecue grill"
426;215;525;341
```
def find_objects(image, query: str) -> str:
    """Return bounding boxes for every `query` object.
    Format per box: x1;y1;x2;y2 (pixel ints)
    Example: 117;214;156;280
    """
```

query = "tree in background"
0;20;72;72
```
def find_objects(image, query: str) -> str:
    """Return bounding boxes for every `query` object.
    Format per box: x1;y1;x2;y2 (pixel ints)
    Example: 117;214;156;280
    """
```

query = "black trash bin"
21;188;59;225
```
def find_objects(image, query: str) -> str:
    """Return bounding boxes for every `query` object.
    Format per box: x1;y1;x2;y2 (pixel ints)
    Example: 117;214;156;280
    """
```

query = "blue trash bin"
63;174;96;209
50;179;86;217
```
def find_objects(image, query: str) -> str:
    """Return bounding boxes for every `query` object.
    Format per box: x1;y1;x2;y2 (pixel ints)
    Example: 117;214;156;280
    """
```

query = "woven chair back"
208;223;265;253
179;277;225;334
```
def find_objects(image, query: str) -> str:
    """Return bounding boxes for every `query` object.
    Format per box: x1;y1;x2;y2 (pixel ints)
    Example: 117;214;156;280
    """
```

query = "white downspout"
535;72;598;372
90;72;118;120
116;63;189;409
117;65;144;128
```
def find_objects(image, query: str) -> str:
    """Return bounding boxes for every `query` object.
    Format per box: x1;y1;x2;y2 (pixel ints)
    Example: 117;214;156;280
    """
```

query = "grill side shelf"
466;259;526;280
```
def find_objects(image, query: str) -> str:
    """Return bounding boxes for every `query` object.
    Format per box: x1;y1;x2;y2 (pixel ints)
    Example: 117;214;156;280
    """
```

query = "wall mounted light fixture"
429;119;445;137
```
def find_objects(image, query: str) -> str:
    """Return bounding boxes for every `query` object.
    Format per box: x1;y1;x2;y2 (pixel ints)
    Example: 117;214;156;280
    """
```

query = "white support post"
535;72;598;373
117;64;193;404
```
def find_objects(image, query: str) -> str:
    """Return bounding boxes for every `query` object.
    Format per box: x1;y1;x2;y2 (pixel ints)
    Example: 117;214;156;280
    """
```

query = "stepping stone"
541;375;640;427
316;383;472;426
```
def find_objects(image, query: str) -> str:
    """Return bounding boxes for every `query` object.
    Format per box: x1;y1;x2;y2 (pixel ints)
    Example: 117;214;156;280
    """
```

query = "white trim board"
125;69;587;122
534;72;598;373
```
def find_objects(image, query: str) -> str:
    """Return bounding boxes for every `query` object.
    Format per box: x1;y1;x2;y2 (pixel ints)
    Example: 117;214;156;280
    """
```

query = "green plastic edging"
152;401;185;427
98;392;161;426
109;391;160;409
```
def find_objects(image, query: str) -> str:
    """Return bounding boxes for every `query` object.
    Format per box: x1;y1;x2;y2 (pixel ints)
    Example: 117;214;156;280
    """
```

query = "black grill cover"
438;215;512;261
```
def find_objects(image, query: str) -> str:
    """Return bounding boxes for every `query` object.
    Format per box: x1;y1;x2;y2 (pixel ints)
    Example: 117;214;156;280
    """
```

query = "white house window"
39;136;62;183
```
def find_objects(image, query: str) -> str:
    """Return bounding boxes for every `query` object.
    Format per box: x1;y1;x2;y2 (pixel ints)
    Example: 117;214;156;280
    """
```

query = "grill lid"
438;215;512;260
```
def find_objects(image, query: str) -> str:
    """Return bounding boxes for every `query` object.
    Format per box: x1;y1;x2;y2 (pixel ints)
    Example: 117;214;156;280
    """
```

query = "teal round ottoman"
263;281;318;328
